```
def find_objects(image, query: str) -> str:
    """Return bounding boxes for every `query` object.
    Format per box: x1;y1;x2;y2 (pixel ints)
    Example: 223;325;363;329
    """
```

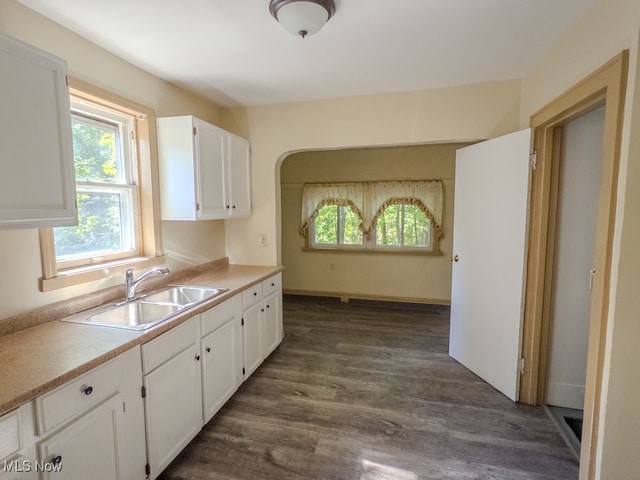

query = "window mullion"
400;204;406;247
337;206;343;245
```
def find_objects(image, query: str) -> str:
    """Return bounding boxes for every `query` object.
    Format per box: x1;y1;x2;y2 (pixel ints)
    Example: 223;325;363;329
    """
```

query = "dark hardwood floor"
159;295;579;480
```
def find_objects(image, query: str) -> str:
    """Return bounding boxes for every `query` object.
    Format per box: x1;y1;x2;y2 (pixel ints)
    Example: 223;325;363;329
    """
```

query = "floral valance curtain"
300;180;443;238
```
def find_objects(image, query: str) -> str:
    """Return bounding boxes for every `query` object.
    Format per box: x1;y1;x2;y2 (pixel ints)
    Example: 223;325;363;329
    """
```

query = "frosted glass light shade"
275;1;330;37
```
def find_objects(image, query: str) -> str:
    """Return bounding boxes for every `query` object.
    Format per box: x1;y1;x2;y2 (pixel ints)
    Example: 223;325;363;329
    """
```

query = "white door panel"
449;128;531;401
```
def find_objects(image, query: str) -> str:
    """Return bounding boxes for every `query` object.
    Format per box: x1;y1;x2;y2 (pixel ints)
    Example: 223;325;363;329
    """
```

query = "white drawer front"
0;410;20;462
200;295;241;337
262;273;281;297
241;284;262;309
35;348;138;436
141;316;200;374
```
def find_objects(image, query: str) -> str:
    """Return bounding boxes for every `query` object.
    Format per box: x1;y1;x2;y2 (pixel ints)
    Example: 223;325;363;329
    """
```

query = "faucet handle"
125;268;134;281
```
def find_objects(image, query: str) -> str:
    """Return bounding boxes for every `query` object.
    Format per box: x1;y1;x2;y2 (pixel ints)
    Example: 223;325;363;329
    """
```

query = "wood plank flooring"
158;295;579;480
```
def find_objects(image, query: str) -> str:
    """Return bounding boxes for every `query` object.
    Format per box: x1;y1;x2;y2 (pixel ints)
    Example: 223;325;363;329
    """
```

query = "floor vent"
545;405;582;461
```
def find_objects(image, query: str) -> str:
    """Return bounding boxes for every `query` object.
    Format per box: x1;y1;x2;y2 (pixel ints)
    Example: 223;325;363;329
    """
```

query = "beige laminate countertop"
0;264;283;417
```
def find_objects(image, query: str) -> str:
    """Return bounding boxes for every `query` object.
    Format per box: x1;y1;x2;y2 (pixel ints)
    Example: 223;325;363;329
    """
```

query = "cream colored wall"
0;0;225;321
521;0;640;477
280;145;462;303
221;79;522;268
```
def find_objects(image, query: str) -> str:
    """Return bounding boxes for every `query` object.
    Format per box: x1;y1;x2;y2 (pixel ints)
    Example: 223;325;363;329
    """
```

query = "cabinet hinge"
141;385;147;398
65;75;69;86
145;463;151;476
242;367;246;375
241;317;244;326
196;202;200;211
529;151;537;170
193;126;197;136
520;357;526;375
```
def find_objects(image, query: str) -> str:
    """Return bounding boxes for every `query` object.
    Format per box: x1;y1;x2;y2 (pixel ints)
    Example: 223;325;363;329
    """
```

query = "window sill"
302;247;443;256
39;256;165;292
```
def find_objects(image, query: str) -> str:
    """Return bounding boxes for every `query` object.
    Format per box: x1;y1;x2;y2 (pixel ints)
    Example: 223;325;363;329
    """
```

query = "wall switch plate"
258;233;267;247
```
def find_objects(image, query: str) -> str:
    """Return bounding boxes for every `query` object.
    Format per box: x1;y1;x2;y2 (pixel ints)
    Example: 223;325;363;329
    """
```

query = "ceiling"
17;0;596;107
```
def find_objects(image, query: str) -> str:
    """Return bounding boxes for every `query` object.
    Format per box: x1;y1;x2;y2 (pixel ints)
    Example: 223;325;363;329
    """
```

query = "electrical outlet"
329;262;335;270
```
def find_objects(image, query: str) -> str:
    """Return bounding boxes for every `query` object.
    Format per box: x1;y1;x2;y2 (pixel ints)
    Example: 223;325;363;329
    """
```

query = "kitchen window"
54;100;138;267
301;180;443;254
39;79;163;291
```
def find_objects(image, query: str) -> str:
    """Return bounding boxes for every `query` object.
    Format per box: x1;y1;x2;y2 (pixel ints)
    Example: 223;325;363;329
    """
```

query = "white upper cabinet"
226;131;251;217
0;33;76;229
157;115;251;221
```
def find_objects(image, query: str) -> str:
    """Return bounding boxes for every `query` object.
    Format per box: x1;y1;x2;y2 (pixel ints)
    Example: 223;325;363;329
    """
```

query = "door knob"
450;255;459;262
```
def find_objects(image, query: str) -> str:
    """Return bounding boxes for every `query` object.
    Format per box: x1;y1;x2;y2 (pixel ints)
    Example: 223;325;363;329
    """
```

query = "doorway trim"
519;51;628;480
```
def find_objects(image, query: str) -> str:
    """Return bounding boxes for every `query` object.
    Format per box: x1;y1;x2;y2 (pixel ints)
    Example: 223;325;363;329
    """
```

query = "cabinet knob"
205;347;211;353
271;283;275;287
83;386;93;396
253;292;257;296
266;304;270;309
261;308;265;312
226;205;230;209
232;205;236;209
51;455;62;466
195;354;201;361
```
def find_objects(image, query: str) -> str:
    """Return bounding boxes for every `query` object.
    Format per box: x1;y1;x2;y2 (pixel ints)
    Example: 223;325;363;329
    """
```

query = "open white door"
449;129;531;401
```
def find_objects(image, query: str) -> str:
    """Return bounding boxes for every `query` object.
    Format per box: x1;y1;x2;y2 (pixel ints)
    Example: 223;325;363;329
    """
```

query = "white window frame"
372;202;433;251
310;203;364;249
39;79;164;291
307;200;439;255
54;99;141;269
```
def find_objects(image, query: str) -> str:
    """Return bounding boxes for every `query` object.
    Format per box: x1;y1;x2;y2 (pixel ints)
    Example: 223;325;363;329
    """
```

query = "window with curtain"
300;180;443;253
312;203;364;247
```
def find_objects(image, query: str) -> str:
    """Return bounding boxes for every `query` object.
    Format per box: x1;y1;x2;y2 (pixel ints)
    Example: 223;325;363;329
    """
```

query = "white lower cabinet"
33;347;146;479
37;394;124;480
241;273;283;380
0;403;37;480
200;296;243;423
242;302;264;378
141;317;202;480
263;290;282;357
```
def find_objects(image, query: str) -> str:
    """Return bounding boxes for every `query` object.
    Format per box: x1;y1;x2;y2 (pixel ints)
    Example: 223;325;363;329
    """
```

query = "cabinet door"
195;120;227;219
0;33;76;229
243;303;264;378
0;456;37;480
144;343;203;479
37;394;124;480
201;317;242;423
226;133;251;217
0;404;37;480
263;291;282;356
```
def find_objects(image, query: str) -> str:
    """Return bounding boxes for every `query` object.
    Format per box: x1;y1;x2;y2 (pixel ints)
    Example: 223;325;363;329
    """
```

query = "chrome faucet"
125;266;170;301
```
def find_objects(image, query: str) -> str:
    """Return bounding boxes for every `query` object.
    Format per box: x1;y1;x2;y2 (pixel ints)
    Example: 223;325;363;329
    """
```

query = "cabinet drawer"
142;316;200;374
262;273;281;297
242;284;262;309
0;409;20;462
201;295;241;337
35;348;139;436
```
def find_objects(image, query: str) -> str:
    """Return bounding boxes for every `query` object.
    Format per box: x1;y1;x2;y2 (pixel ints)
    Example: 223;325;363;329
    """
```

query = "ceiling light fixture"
269;0;336;38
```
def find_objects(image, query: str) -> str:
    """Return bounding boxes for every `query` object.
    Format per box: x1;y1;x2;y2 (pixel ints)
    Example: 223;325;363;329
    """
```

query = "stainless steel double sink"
62;285;228;330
